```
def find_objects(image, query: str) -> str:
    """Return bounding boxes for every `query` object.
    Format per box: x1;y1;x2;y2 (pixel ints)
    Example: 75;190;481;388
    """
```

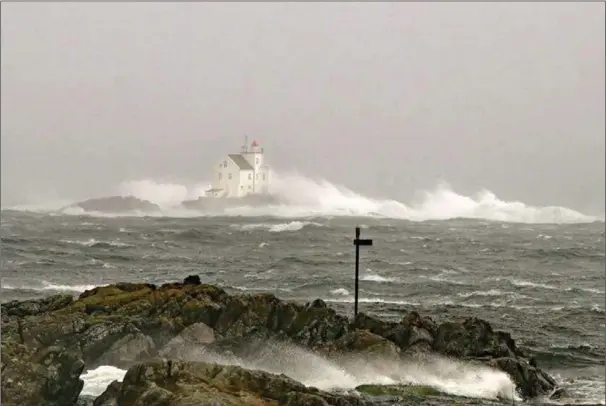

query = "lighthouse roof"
228;154;254;170
251;140;259;147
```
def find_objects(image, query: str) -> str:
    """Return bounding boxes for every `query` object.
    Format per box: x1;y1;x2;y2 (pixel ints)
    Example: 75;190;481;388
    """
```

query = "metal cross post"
353;226;373;317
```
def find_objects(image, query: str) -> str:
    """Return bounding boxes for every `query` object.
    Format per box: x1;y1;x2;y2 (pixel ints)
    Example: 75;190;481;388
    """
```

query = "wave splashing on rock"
158;339;519;400
2;276;559;406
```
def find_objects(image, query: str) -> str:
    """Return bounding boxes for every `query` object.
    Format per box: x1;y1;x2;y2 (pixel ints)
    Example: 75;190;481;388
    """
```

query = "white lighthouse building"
204;138;270;198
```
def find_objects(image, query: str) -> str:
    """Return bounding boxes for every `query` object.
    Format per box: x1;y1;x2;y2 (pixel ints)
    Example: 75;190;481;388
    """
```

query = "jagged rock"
95;331;156;368
433;317;516;359
549;387;569;400
1;295;74;318
95;359;367;406
1;276;561;400
323;329;400;359
354;384;507;406
356;384;442;397
92;380;121;406
183;275;202;285
159;322;215;358
352;311;435;354
488;357;557;398
1;342;84;406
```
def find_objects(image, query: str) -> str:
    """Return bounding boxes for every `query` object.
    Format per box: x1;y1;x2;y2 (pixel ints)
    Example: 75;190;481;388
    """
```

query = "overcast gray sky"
1;2;604;213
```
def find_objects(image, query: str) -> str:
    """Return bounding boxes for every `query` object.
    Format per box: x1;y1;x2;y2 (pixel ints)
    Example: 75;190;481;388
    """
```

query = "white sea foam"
360;273;396;283
1;281;99;293
550;369;606;405
325;297;421;306
80;365;127;397
426;273;467;286
565;286;605;295
118;180;207;208
80;345;521;401
169;341;520;401
330;288;350;296
268;221;312;232
232;220;320;233
457;289;504;298
60;238;131;248
510;279;560;291
5;172;600;224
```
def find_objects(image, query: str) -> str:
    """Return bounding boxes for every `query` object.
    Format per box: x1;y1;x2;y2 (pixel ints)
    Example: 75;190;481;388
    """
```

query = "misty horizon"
1;3;604;215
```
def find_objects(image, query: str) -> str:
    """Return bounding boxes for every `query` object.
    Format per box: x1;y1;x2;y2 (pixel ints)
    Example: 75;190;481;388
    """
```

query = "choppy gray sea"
1;210;604;404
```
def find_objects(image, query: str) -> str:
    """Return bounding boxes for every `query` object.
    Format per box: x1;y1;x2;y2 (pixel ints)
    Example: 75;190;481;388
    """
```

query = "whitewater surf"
4;172;601;224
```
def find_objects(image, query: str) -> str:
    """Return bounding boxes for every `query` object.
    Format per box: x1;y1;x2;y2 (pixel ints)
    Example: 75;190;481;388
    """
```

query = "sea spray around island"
79;340;520;401
4;171;600;224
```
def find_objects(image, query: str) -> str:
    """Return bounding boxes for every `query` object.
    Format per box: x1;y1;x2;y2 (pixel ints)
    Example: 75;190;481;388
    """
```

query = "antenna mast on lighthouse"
242;135;249;153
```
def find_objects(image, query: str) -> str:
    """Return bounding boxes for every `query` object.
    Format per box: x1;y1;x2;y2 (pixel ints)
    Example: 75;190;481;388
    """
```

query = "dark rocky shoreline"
1;275;565;406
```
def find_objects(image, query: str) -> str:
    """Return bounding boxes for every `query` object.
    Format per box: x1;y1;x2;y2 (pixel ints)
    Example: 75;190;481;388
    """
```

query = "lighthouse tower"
242;138;270;194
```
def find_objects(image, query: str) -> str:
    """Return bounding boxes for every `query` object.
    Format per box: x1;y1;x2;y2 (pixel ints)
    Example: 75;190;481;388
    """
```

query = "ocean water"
1;179;604;404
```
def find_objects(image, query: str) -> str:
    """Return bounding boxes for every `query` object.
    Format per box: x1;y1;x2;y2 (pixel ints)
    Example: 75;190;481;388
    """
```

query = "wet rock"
183;275;201;286
488;357;556;398
307;298;328;309
97;359;367;406
356;384;442;397
401;340;434;357
1;295;74;318
1;276;561;401
67;196;161;214
92;380;121;406
352;312;393;336
433;317;516;359
159;322;215;358
324;329;400;359
548;386;569;400
95;331;156;368
1;342;84;406
355;384;507;406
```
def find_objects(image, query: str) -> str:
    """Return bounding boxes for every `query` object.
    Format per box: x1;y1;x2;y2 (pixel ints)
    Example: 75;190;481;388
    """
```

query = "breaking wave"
59;238;131;248
2;281;99;293
360;272;397;283
162;340;520;400
4;172;601;224
80;366;127;397
230;220;321;232
78;340;520;400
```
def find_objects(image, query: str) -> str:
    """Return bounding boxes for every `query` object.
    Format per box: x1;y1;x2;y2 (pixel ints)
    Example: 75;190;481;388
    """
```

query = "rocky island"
1;275;563;406
62;196;162;214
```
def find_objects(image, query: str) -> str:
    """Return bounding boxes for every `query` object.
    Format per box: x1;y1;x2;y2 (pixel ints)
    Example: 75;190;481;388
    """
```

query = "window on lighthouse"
256;158;259;165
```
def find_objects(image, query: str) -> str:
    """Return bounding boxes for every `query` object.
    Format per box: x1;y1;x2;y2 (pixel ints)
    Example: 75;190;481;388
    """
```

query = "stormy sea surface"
1;194;605;404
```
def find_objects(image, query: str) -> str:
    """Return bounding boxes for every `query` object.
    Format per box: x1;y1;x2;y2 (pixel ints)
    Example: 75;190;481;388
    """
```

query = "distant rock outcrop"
0;275;561;406
66;196;161;214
